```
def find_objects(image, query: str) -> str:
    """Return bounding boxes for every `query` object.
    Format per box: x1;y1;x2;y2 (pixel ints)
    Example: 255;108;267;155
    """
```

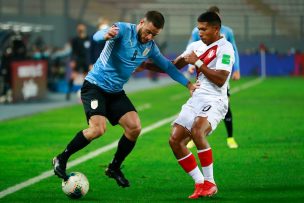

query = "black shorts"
81;80;136;125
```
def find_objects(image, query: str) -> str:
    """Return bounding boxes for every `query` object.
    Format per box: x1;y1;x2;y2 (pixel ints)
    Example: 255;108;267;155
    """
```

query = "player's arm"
184;51;230;87
136;54;187;73
93;24;120;42
151;53;198;93
226;29;240;80
136;60;165;73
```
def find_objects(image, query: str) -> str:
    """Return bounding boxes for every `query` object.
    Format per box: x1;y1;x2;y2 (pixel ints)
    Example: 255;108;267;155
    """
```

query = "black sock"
59;130;90;162
110;134;136;169
224;106;233;138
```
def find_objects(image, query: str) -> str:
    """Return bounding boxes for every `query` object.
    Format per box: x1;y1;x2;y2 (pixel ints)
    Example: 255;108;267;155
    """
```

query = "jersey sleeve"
215;46;235;72
225;28;240;72
149;44;189;87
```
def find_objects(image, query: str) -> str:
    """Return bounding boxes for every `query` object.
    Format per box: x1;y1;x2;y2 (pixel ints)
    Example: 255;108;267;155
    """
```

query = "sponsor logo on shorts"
91;99;98;109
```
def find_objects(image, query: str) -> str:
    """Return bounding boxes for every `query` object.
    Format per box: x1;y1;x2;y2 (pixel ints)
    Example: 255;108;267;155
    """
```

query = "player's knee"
91;125;106;139
191;126;206;138
169;135;180;149
126;124;141;137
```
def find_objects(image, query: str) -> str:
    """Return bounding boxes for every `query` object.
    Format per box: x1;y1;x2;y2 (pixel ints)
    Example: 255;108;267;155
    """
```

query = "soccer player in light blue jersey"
187;6;240;149
52;11;197;188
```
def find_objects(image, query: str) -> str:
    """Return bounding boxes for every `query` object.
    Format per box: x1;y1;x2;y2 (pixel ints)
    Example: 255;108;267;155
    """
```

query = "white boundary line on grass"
0;77;263;199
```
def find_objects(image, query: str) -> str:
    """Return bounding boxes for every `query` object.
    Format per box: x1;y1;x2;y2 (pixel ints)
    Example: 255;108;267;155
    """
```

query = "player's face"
197;22;220;45
138;21;161;44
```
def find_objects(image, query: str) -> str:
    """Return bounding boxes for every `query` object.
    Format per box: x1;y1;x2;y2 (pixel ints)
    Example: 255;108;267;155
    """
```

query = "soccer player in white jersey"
139;11;234;198
169;12;234;198
187;6;240;149
52;11;197;188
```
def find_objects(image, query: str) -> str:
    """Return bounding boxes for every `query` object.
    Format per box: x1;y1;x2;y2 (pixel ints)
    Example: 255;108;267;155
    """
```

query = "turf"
0;77;303;202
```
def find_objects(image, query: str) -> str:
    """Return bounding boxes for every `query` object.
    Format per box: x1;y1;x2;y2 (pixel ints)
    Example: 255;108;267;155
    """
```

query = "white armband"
195;59;204;68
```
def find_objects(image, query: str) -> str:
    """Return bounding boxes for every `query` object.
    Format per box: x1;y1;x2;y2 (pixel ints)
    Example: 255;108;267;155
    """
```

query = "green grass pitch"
0;77;303;202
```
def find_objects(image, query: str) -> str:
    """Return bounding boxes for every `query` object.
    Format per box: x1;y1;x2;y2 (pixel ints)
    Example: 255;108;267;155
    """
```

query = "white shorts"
173;95;228;135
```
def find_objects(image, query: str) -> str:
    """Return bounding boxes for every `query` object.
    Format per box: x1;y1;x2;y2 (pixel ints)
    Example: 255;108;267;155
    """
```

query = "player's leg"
191;117;218;197
169;124;205;199
66;65;77;100
192;98;229;197
53;115;106;180
53;80;107;180
225;88;238;148
191;116;218;197
105;93;140;187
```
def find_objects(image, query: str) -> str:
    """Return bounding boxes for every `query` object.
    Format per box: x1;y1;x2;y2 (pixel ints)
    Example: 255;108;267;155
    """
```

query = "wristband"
195;59;204;68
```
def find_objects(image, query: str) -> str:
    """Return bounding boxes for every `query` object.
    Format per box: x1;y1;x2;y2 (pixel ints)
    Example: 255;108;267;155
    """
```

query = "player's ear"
214;26;220;35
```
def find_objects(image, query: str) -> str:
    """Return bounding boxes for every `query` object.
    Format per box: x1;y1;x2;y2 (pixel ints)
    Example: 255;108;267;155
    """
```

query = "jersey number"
131;50;138;61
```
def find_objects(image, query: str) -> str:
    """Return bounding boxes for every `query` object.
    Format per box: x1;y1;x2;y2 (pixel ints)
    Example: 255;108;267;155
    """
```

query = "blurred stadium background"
1;0;304;103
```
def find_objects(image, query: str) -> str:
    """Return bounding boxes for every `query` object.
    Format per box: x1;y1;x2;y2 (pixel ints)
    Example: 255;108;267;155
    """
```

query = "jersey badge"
143;48;150;56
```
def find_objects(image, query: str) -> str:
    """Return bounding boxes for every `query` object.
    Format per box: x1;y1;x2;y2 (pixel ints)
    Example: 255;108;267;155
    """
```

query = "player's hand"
231;70;240;80
104;25;119;40
184;51;199;65
187;81;200;96
187;65;196;74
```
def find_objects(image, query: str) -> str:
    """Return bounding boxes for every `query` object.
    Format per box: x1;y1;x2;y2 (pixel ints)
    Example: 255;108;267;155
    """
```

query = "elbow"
217;82;224;88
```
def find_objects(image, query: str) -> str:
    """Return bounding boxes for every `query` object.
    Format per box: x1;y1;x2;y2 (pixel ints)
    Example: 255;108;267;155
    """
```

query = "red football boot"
201;180;218;197
188;183;204;199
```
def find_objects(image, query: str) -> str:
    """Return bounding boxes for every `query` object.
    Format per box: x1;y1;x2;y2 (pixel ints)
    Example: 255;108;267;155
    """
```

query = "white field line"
137;103;151;111
230;77;264;94
0;77;263;199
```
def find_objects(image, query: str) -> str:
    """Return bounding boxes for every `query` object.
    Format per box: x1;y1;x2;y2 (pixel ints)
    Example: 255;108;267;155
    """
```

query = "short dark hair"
207;6;220;14
197;11;221;27
145;10;165;29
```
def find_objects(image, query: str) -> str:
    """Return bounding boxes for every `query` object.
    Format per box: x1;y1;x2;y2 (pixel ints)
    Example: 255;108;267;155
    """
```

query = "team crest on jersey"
91;99;98;109
142;48;150;56
206;50;216;59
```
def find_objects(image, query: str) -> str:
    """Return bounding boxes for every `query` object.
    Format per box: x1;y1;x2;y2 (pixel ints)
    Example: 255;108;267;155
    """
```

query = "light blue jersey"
188;25;240;73
86;22;189;93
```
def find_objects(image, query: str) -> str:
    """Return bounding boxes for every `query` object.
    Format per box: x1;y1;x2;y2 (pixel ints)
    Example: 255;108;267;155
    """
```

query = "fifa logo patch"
91;99;98;109
222;54;231;65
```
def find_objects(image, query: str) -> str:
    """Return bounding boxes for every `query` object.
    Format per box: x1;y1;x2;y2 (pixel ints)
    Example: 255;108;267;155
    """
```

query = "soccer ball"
62;172;89;199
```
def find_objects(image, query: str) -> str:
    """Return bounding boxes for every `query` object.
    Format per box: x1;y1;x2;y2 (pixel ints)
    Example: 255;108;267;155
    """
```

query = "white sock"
202;163;215;184
188;166;204;184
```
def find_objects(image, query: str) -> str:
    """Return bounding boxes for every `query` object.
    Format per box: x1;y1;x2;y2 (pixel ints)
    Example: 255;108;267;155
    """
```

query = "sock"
198;148;215;184
59;130;90;163
66;79;74;100
224;106;233;138
178;153;204;183
110;134;136;169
